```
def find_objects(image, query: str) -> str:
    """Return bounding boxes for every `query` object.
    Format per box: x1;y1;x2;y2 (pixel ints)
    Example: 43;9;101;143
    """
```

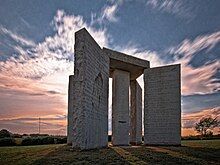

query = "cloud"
169;31;220;60
0;9;109;88
115;44;164;67
91;2;121;25
102;4;118;22
146;0;195;20
47;90;62;95
168;31;220;95
182;107;220;129
53;10;109;48
0;115;67;122
0;10;110;135
0;115;67;135
181;61;220;95
182;93;220;113
0;87;66;119
181;107;220;136
19;17;32;29
0;26;36;47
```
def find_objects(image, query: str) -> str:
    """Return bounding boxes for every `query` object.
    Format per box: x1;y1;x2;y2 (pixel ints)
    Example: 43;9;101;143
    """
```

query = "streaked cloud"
115;44;165;67
0;9;109;85
168;31;220;95
102;4;118;22
182;93;220;113
91;3;119;25
169;31;220;60
0;26;36;47
181;60;219;95
146;0;195;20
0;115;67;135
19;17;32;29
0;10;110;134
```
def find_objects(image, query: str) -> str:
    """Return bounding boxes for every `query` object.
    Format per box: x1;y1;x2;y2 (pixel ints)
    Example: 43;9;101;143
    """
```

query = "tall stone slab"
68;28;109;149
144;64;181;145
130;80;142;145
67;75;74;144
112;69;130;145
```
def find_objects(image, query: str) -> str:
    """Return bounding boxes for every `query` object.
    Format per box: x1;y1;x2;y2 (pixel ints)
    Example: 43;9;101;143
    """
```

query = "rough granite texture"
67;75;74;144
103;48;149;80
144;64;181;145
112;69;130;146
68;28;181;149
103;48;149;68
130;80;142;145
68;28;109;149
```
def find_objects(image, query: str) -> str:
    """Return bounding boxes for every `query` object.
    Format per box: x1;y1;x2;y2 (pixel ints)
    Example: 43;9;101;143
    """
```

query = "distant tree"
12;133;22;138
195;117;219;137
0;129;11;138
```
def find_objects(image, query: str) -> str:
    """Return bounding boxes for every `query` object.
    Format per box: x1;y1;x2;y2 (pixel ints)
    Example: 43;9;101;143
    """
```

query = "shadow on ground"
33;145;129;165
122;146;220;165
32;145;220;165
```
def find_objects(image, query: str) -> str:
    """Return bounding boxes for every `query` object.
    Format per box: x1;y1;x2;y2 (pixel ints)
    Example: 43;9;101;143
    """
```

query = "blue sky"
0;0;219;135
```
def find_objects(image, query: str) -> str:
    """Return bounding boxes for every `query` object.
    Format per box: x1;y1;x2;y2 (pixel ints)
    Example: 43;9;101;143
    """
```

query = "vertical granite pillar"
144;64;181;145
112;69;130;145
67;75;74;145
130;80;142;145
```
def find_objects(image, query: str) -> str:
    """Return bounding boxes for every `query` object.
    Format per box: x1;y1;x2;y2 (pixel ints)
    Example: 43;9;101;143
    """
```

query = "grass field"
0;140;219;165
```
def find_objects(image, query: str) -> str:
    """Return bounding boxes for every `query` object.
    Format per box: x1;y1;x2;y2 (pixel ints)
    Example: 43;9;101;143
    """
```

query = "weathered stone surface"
112;69;130;146
68;28;109;149
103;48;149;80
144;64;181;145
67;75;74;145
130;80;142;145
68;28;181;149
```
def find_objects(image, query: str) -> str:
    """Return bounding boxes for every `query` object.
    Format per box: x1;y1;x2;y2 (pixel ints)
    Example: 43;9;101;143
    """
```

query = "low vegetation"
0;144;63;165
0;129;67;146
0;129;219;164
0;140;219;165
0;137;16;146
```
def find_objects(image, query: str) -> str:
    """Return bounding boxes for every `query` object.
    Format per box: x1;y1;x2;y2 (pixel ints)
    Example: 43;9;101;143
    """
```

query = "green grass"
124;140;220;165
182;139;220;149
0;140;219;165
0;144;63;165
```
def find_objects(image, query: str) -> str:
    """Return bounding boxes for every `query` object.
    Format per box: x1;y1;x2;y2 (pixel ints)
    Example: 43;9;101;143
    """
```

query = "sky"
0;0;219;136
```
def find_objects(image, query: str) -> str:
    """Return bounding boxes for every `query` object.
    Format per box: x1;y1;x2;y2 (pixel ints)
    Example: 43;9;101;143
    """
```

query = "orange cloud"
0;11;111;135
0;115;67;135
168;31;220;95
181;60;220;95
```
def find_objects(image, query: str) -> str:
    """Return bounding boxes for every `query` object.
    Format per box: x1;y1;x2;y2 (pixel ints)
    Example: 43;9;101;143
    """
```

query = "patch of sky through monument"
0;0;219;135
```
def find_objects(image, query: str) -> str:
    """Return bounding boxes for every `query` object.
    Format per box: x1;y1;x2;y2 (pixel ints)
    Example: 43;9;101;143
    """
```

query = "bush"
30;134;49;137
41;136;54;144
0;129;11;138
181;134;220;140
21;137;35;146
0;137;16;146
55;137;67;144
21;136;55;146
21;137;41;146
12;133;22;138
